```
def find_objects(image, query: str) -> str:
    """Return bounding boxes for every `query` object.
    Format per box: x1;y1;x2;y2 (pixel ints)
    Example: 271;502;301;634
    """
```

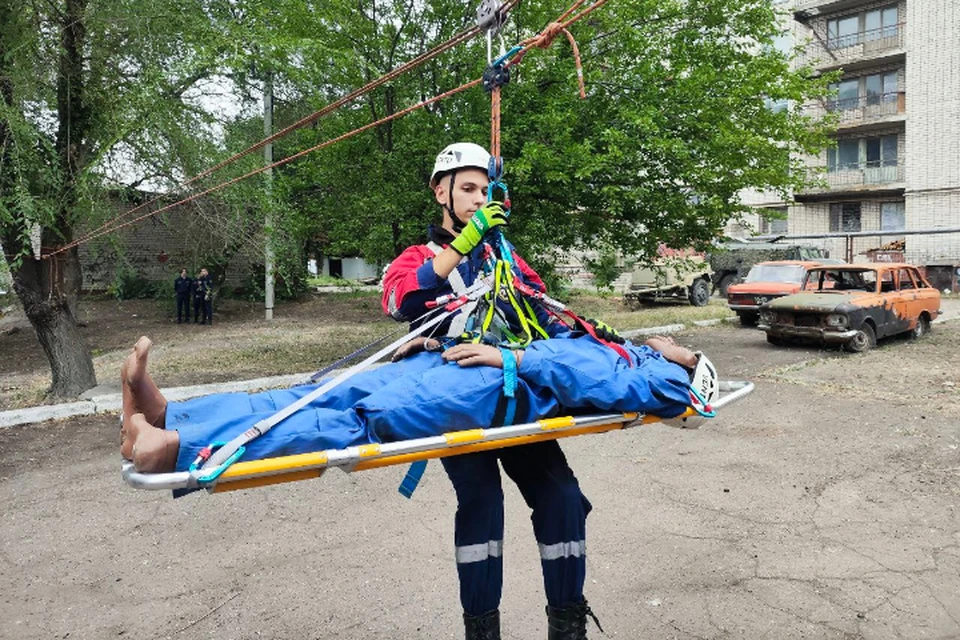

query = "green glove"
585;318;626;344
450;201;509;255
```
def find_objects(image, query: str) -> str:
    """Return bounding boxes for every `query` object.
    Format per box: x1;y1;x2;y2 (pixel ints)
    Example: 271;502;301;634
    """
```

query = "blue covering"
166;338;692;473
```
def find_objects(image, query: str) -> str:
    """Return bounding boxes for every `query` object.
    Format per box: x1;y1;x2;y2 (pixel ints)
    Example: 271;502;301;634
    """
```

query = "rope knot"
535;22;566;48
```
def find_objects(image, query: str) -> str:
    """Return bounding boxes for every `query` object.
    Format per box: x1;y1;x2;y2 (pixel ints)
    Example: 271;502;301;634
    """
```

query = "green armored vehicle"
709;241;829;298
625;255;713;307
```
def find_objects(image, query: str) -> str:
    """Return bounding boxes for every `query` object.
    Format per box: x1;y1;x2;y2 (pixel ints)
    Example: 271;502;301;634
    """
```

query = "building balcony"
798;24;905;73
794;0;877;15
796;164;905;201
805;92;906;131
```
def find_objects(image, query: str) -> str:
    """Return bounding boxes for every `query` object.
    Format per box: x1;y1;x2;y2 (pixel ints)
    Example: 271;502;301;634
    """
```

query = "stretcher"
121;379;753;494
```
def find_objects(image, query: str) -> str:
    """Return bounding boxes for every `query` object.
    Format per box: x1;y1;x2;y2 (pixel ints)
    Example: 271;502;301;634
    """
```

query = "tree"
276;0;834;270
0;0;257;396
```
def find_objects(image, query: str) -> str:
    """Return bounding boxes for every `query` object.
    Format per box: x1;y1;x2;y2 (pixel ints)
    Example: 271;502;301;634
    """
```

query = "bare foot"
122;412;179;473
644;336;698;369
122;336;168;428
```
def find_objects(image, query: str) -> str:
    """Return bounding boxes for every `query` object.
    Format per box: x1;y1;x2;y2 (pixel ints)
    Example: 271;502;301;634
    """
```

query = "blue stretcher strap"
500;347;518;426
398;459;429;499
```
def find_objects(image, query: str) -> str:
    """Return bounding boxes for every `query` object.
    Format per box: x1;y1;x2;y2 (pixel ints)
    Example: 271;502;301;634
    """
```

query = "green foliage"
234;261;310;302
584;250;622;292
260;0;835;266
1;0;836;310
108;267;159;300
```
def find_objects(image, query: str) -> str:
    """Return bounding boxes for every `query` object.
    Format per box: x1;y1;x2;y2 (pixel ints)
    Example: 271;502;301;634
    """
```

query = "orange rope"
51;4;523;258
47;0;605;257
71;79;484;245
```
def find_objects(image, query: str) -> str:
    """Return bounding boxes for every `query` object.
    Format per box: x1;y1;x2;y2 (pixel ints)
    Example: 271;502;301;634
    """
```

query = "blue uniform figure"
174;269;193;324
166;339;694;472
193;268;213;325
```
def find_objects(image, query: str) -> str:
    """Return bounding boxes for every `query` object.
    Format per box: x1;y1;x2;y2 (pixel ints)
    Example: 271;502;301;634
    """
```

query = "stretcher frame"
121;380;753;494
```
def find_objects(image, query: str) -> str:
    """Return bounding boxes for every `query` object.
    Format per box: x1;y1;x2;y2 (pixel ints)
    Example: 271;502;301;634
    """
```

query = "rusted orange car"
726;260;827;326
757;263;941;352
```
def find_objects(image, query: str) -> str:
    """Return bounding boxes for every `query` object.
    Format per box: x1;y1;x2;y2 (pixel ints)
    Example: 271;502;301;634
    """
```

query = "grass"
562;291;734;330
307;276;370;288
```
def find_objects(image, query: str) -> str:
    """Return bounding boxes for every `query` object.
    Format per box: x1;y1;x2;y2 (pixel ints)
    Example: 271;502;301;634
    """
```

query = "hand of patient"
442;343;524;369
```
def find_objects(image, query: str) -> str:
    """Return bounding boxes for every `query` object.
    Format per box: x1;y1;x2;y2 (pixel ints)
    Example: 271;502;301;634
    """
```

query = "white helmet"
430;142;491;187
663;352;719;429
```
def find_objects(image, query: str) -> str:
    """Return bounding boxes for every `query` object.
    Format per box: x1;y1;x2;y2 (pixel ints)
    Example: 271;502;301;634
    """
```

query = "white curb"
621;323;686;339
0;401;98;429
0;372;317;429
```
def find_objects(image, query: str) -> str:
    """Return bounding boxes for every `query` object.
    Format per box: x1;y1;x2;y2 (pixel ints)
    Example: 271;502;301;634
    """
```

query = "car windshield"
745;264;807;284
803;268;878;292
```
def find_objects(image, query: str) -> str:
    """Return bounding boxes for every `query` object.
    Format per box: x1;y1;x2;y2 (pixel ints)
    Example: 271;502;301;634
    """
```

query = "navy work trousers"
442;441;591;616
176;293;190;323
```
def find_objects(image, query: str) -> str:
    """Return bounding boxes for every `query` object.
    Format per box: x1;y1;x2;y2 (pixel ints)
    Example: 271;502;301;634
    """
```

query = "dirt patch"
757;324;960;417
1;320;959;638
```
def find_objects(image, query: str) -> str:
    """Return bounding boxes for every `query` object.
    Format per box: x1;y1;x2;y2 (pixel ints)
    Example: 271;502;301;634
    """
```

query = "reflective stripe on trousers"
539;540;586;561
456;540;504;564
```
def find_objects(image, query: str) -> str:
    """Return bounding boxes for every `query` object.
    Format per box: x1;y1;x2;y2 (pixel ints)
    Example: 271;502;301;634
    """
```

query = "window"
828;15;860;48
828;135;898;172
897;269;916;290
829;72;899;110
828;139;861;171
880;270;895;292
866;135;898;168
827;5;899;49
866;72;899;105
759;207;788;235
881;202;905;230
830;203;862;232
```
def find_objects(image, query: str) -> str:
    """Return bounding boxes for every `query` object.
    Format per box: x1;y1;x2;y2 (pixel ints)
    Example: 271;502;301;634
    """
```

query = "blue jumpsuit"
168;339;692;474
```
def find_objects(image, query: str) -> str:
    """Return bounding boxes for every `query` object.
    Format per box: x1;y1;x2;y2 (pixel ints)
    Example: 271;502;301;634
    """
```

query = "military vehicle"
625;255;713;307
709;241;830;298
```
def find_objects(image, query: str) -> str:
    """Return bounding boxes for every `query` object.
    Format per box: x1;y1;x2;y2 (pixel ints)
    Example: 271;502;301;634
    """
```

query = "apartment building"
744;0;960;290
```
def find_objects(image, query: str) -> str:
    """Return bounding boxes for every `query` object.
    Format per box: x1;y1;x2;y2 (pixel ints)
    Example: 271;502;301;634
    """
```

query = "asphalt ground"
1;320;959;639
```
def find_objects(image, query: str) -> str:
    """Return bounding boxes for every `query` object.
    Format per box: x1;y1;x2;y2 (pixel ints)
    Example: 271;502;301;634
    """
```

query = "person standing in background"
193;268;213;325
174;269;193;324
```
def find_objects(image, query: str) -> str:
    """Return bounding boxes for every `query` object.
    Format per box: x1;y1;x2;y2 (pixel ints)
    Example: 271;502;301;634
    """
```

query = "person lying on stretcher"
120;333;718;474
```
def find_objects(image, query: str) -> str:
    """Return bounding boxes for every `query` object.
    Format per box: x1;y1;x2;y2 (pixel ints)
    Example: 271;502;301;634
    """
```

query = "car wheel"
766;333;784;346
688;278;710;307
715;274;737;299
910;315;931;339
739;313;758;327
845;322;876;353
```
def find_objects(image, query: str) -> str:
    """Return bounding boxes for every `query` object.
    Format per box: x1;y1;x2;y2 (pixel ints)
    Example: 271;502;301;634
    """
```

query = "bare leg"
644;336;698;369
121;412;180;472
122;336;168;428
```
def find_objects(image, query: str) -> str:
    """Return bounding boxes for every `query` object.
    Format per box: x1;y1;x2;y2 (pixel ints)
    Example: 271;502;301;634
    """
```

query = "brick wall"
78;194;262;292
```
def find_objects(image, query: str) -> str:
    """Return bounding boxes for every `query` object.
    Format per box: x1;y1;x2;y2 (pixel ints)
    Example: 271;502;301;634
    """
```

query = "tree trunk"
0;0;97;398
12;249;97;398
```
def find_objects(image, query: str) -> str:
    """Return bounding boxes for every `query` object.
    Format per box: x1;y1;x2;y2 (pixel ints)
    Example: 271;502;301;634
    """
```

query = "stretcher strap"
500;347;519;426
398;460;429;498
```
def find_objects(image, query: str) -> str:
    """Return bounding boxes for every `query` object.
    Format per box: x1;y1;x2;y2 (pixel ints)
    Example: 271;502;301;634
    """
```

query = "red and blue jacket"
382;225;567;338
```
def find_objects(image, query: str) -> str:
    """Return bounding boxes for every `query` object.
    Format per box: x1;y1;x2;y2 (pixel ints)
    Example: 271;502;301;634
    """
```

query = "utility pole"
263;70;275;321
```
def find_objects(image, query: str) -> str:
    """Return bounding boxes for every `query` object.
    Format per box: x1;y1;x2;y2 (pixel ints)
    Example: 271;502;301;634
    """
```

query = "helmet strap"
447;173;466;232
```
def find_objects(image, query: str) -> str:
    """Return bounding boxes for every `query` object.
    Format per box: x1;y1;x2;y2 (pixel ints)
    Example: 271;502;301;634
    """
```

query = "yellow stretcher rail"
121;380;754;494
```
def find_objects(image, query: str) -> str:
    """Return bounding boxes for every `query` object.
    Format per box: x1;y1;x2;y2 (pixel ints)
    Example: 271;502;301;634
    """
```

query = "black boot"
463;609;500;640
546;600;603;640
